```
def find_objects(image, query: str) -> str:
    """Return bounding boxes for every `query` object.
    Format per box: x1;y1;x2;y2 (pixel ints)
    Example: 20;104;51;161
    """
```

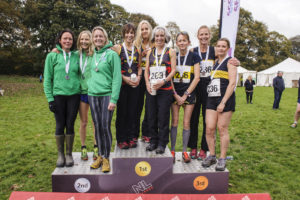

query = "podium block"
52;141;228;194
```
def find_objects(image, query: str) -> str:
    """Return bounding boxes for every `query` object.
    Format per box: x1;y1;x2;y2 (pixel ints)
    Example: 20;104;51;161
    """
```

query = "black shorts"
173;90;196;105
206;92;235;112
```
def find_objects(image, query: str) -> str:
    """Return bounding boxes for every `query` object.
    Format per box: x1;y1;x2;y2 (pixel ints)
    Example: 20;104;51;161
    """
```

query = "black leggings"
116;84;139;143
136;71;150;138
54;95;80;135
188;79;209;151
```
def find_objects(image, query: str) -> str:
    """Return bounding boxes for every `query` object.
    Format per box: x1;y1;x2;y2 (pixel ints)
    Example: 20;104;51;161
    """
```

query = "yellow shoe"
102;158;110;173
90;156;102;169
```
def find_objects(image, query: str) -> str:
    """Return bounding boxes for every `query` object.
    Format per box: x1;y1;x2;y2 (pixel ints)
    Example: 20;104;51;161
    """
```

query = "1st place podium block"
52;141;229;194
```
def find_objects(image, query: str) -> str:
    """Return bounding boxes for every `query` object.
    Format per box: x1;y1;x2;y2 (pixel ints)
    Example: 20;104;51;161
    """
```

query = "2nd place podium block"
52;140;229;194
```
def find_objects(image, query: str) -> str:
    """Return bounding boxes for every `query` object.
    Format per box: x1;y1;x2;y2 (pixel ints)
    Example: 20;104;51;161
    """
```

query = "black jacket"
273;76;285;92
244;80;255;91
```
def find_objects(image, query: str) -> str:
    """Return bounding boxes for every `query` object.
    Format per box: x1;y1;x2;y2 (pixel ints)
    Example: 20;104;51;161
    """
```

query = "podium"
52;140;228;194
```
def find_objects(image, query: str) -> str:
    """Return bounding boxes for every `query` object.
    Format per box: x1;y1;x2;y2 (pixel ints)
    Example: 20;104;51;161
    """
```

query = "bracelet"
173;91;177;95
163;79;167;84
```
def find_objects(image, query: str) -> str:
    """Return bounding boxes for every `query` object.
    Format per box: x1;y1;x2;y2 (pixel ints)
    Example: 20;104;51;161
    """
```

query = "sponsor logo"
208;196;216;200
226;0;239;16
135;161;151;176
242;196;251;200
193;176;209;191
171;196;180;200
132;180;153;194
74;178;91;193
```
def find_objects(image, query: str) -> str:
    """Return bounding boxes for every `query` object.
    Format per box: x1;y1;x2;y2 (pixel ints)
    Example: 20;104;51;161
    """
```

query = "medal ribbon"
63;50;71;74
198;45;209;61
123;43;134;72
94;51;107;68
80;52;88;74
155;45;167;68
177;50;189;78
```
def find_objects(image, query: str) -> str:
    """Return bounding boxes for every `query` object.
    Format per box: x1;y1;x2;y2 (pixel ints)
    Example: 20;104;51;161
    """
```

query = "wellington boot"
102;158;110;173
55;135;65;167
65;134;74;167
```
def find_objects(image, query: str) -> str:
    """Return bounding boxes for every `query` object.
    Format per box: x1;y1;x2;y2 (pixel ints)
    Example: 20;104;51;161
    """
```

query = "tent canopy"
257;58;300;88
258;58;300;74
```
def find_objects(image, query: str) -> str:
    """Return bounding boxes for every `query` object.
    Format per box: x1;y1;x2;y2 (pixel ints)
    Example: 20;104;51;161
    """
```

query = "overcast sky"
110;0;300;46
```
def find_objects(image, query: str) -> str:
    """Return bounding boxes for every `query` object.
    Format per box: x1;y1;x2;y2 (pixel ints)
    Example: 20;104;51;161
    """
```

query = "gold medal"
128;68;132;74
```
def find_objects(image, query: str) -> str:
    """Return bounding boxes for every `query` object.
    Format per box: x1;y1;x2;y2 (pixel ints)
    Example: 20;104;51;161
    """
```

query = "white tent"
237;66;257;86
257;58;300;88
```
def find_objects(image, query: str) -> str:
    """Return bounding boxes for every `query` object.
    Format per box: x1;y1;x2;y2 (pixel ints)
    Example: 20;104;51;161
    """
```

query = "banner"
219;0;241;57
10;191;272;200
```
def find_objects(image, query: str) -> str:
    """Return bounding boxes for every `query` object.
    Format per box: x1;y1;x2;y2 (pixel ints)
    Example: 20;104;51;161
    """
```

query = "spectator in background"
290;78;300;128
39;74;43;83
272;71;285;109
244;75;255;104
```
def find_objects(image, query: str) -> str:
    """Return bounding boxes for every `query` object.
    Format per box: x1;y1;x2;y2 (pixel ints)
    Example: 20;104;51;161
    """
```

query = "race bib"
200;60;214;77
207;79;221;97
173;66;192;83
149;66;166;81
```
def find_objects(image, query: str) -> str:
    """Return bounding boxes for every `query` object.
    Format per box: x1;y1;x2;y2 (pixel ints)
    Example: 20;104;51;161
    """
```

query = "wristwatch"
184;90;191;97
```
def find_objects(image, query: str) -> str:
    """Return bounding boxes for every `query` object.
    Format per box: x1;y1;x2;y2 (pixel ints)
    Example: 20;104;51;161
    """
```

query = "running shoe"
215;158;226;171
90;156;102;169
93;147;98;160
171;151;175;163
182;152;191;163
102;158;110;173
81;147;88;161
197;150;207;160
129;140;137;148
201;155;217;168
118;142;129;149
142;136;151;143
189;148;198;159
290;123;297;128
132;137;138;142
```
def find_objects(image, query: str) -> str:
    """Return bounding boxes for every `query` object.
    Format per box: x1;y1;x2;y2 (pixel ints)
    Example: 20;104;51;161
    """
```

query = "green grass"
1;75;300;200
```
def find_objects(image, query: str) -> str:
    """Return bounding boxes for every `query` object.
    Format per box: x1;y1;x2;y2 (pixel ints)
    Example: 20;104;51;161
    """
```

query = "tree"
211;8;293;71
290;35;300;61
166;21;180;48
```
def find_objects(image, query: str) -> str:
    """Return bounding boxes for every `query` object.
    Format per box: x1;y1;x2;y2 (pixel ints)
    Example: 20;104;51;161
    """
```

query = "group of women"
43;20;238;173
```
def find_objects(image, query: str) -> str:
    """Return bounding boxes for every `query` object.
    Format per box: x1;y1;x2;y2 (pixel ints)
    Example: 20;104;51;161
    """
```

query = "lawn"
0;75;300;200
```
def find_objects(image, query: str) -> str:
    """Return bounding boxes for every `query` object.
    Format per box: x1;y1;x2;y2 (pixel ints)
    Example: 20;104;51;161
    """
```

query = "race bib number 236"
207;79;221;97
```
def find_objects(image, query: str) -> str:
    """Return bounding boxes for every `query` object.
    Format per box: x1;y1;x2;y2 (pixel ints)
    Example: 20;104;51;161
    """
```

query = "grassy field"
0;75;300;200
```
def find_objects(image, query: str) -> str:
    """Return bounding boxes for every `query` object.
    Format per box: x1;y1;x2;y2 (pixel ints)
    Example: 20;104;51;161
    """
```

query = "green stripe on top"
43;45;80;102
87;42;122;104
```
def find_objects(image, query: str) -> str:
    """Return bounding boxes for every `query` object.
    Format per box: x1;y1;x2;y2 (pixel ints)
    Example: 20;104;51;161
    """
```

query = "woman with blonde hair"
134;20;153;143
76;30;98;161
189;25;239;160
88;26;122;173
